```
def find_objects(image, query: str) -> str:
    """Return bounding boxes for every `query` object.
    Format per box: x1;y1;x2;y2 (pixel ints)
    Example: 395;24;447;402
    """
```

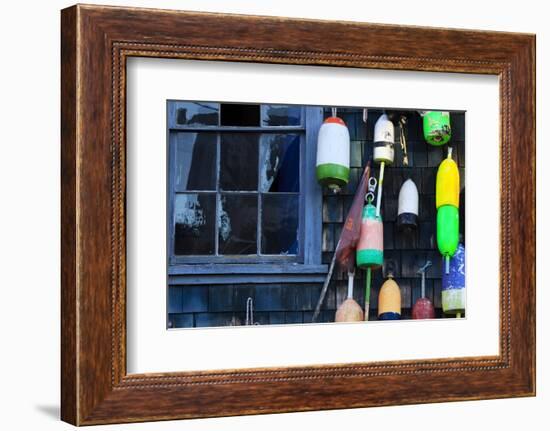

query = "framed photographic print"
61;4;536;425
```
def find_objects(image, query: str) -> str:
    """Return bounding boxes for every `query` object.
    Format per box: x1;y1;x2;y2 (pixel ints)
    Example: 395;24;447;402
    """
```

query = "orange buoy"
378;276;401;320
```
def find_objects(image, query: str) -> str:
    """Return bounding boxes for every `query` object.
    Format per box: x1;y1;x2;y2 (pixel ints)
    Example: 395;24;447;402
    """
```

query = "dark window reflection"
174;133;217;191
174;193;216;255
220;134;259;191
219;194;258;255
260;134;300;192
261;194;299;255
261;105;301;126
221;104;260;126
175;102;219;126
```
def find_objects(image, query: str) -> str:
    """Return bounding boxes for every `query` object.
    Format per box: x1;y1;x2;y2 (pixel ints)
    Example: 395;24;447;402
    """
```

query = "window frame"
166;101;327;284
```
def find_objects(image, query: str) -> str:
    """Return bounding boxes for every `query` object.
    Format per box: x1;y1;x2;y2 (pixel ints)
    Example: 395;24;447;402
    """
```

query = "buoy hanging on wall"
356;202;384;270
423;111;451;146
436;148;460;273
442;243;466;318
378;276;401;320
373;114;395;216
316;116;350;191
335;271;364;322
357;198;384;321
397;178;419;231
412;261;435;319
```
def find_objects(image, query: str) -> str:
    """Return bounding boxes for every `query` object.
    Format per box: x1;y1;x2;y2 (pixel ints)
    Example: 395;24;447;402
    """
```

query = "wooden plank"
60;5;78;425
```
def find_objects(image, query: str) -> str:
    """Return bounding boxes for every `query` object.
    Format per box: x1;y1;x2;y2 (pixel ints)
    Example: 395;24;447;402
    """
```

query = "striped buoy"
436;148;460;273
397;178;419;231
442;243;466;317
423;111;451;146
316;117;350;191
378;277;401;320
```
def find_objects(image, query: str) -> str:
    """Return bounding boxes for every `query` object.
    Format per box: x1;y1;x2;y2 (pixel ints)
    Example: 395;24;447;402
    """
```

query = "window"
167;101;326;284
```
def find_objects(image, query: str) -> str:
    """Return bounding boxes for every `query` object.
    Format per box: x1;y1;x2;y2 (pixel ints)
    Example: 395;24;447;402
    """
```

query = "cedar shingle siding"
169;109;465;327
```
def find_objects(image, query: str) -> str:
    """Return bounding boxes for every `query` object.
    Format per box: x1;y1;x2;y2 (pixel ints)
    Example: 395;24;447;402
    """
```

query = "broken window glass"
259;134;300;193
174;193;216;255
220;103;260;126
174;102;219;126
261;194;299;255
261;105;301;126
218;194;258;255
220;133;259;191
174;133;217;191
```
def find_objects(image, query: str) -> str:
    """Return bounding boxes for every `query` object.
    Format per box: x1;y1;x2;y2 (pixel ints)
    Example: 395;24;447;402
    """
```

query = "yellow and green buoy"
436;148;460;273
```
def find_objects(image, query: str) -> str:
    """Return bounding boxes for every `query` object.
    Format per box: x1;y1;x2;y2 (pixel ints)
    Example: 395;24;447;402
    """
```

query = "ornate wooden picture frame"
61;4;535;425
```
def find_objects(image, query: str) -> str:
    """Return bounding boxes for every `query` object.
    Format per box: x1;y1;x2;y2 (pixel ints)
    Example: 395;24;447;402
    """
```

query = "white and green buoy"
316;116;350;191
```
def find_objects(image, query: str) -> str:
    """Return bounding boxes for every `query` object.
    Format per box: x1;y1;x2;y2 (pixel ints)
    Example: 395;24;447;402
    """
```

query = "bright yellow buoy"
435;154;460;209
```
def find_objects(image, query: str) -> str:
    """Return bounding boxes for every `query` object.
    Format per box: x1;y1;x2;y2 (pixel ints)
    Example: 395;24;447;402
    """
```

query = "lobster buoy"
335;271;364;322
397;178;419;231
442;243;466;317
373;114;395;217
374;114;395;164
316;117;350;191
378;276;401;320
412;261;435;319
436;148;460;273
335;298;364;322
423;111;451;146
356;203;384;269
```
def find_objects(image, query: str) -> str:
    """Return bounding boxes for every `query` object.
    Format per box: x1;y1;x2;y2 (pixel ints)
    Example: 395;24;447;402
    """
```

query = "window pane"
174;194;215;255
261;105;301;126
174;133;217;191
219;194;258;255
174;102;219;126
220;133;259;191
220;103;260;126
260;134;300;192
261;194;299;255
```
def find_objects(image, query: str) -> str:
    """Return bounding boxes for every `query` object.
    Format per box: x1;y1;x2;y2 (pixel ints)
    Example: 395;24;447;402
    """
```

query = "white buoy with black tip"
373;114;395;217
397;178;419;231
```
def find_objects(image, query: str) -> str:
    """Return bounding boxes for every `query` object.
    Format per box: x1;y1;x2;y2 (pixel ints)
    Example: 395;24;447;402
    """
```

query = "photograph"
48;2;537;426
166;101;466;328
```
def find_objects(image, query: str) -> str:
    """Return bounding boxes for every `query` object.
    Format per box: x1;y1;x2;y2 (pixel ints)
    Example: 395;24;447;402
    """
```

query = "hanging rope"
399;115;409;166
245;297;258;326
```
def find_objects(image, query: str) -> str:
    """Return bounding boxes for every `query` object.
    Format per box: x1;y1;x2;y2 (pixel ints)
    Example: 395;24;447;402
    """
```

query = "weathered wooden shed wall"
168;109;465;327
